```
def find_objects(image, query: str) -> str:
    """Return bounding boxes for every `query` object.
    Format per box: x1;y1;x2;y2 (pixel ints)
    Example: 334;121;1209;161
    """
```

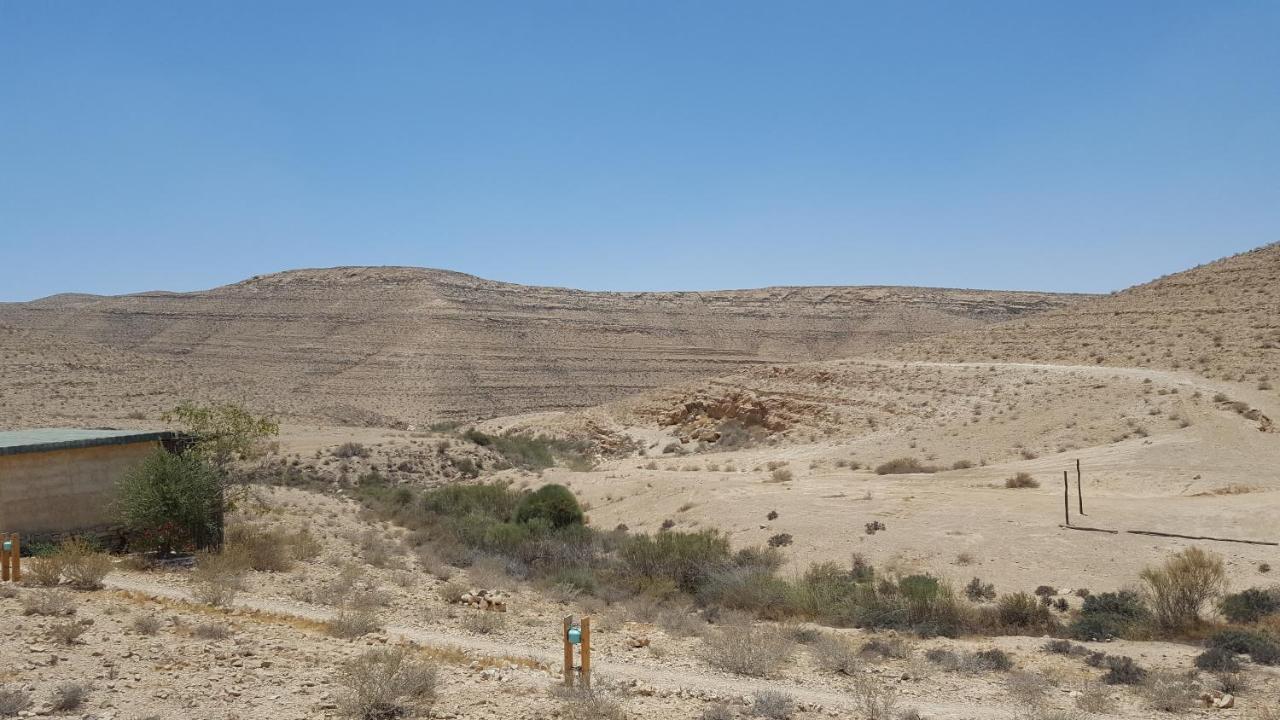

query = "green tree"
162;401;278;468
115;449;224;555
513;484;584;529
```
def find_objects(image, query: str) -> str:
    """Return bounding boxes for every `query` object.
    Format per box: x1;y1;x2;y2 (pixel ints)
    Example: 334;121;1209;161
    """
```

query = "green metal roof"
0;428;175;456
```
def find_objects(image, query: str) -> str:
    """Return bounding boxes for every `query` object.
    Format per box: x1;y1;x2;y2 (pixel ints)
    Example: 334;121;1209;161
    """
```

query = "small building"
0;428;176;539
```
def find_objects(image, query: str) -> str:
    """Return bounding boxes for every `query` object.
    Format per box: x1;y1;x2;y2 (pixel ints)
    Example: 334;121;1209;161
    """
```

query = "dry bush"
752;690;795;719
1073;681;1113;713
701;703;736;720
658;607;705;637
131;614;162;635
1005;472;1039;489
333;442;371;459
358;530;401;569
860;635;914;661
550;686;627;720
768;468;794;483
874;457;938;475
437;579;468;604
226;524;294;572
461;611;505;635
850;674;898;719
0;585;16;599
190;550;248;607
1005;671;1049;705
54;538;112;590
191;622;232;640
1140;672;1197;713
703;623;795;677
50;682;90;711
21;590;76;616
287;528;324;560
812;634;861;675
1139;547;1226;630
0;685;31;716
48;621;87;645
21;555;64;587
339;646;437;720
328;607;383;639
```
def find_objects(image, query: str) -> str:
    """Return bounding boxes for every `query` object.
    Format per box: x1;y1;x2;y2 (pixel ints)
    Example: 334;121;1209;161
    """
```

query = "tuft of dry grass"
48;620;87;645
339;646;437;720
21;589;76;616
703;623;794;677
50;682;90;711
1005;472;1039;489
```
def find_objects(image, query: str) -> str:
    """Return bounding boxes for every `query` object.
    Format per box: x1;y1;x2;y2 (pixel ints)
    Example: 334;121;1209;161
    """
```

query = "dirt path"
105;575;970;717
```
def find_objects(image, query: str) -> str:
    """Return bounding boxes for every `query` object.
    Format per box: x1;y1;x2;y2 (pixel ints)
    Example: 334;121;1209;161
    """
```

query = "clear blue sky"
3;2;1278;301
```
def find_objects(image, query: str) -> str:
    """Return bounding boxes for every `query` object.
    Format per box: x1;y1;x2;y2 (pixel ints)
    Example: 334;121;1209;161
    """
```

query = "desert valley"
0;243;1277;719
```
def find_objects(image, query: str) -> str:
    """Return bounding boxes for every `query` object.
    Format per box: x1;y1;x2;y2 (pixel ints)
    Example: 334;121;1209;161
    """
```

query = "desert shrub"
328;607;383;639
700;567;793;619
286;527;324;560
0;585;14;599
22;555;64;587
466;431;593;471
1074;681;1113;714
812;634;861;675
131;614;162;635
1139;547;1226;630
461;611;505;635
657;607;705;637
703;623;795;677
701;703;736;720
339;646;437;720
514;484;584;529
1194;647;1241;673
1219;587;1280;624
551;686;628;720
860;636;913;660
1034;585;1056;597
752;690;795;719
189;550;248;606
191;621;232;640
333;442;370;458
997;592;1054;630
51;538;112;590
1206;627;1271;654
621;529;732;595
20;590;75;616
1043;639;1088;656
734;545;786;573
50;682;90;711
766;533;793;548
115;448;224;554
972;648;1014;672
418;483;522;520
225;524;294;572
0;686;31;716
1070;590;1148;640
48;621;87;644
1005;472;1039;488
1140;672;1197;713
1100;655;1147;685
769;468;794;483
849;674;899;719
1005;671;1049;705
437;580;469;603
874;457;938;475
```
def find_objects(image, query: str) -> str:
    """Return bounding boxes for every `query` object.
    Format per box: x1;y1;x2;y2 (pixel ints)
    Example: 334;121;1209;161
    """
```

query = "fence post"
1063;471;1070;526
1;535;8;582
1076;459;1085;515
562;615;574;687
581;616;591;689
11;534;18;583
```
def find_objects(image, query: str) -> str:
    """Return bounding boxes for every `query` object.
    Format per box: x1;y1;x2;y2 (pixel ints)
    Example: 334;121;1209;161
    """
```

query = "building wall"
0;441;159;535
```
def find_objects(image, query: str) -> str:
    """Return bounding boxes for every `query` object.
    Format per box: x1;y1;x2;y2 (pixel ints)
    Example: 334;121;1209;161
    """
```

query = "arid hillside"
889;242;1280;384
0;267;1084;426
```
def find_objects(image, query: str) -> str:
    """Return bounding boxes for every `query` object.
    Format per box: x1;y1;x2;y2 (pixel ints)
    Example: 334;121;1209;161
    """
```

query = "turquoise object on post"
1;541;9;552
567;626;582;645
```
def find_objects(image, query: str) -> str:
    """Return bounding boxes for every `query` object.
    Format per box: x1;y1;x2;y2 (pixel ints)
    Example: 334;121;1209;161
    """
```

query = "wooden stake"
1076;459;1085;515
581;616;591;689
1;535;8;582
562;615;574;687
1063;471;1070;526
8;534;15;583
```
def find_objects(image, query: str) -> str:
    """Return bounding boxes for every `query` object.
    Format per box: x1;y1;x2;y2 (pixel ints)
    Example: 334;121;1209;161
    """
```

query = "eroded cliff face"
0;266;1086;424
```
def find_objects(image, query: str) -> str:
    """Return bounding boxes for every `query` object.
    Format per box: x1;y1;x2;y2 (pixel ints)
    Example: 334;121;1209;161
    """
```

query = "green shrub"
115;449;224;554
514;484;584;529
1194;647;1241;673
964;577;996;602
1070;590;1148;640
1219;587;1280;624
464;431;594;471
1101;655;1147;685
1004;473;1039;488
997;592;1053;630
971;648;1013;672
1069;613;1132;641
620;530;731;595
419;483;521;520
700;568;793;620
874;458;939;475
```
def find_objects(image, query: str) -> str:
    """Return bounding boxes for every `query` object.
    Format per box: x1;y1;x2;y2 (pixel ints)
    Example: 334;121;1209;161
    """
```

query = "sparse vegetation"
703;623;795;677
0;686;32;717
751;690;795;719
1005;472;1039;488
874;457;939;475
50;682;90;712
1139;546;1225;630
338;647;437;720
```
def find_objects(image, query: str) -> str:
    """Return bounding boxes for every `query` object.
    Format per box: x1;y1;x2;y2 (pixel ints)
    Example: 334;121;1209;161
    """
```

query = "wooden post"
581;616;591;689
1;535;8;582
11;534;18;584
562;615;574;687
1076;460;1085;516
1063;471;1070;526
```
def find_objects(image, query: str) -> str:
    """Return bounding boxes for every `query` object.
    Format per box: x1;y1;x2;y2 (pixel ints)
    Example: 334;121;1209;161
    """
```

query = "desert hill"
0;266;1084;426
889;242;1280;384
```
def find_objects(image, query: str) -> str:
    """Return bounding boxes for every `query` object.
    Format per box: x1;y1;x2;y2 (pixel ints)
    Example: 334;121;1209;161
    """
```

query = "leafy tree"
162;401;278;468
513;484;584;529
115;449;224;555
